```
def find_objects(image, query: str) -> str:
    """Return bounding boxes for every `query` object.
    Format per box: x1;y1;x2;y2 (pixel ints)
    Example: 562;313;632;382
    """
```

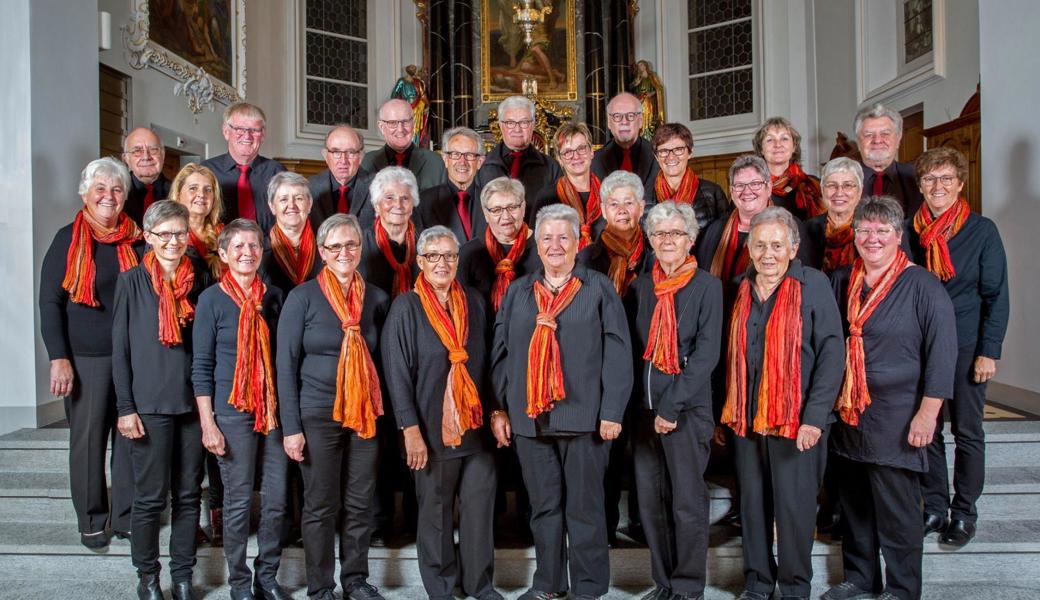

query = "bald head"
606;93;643;148
122;127;165;184
377;99;416;151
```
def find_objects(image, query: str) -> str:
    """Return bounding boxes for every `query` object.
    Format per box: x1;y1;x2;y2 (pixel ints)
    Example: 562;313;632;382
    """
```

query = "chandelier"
512;0;553;46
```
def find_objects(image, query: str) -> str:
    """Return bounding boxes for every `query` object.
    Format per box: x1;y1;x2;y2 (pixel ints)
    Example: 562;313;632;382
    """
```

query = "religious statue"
391;64;431;147
631;59;666;140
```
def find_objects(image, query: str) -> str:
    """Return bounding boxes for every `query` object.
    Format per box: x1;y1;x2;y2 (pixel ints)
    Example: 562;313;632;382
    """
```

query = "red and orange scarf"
62;209;141;306
317;267;383;438
708;212;750;283
772;163;824;218
374;217;416;298
414;274;483;447
526;277;583;418
485;223;529;312
219;272;278;434
556;175;602;248
599;225;645;296
270;221;317;287
835;252;912;426
913;198;970;281
822;218;857;274
654;166;701;205
189;223;225;277
143;251;195;346
644;257;698;374
722;275;804;438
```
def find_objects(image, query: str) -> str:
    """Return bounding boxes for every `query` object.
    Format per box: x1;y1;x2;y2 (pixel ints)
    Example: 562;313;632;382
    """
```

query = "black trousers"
839;459;923;600
129;413;205;581
373;411;417;534
922;346;987;523
604;407;640;537
514;433;611;596
298;408;379;596
413;451;497;600
732;429;828;598
206;453;224;509
65;354;133;533
215;413;288;592
632;409;712;596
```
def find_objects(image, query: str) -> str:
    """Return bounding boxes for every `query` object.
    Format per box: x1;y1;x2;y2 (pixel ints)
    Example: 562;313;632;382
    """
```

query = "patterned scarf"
317;267;383;438
270;221;317;287
722;275;803;438
913;198;970;281
599;225;645;296
62;209;141;306
835;252;912;426
374;216;416;298
772;163;824;218
654;166;701;205
526;277;583;418
485;223;529;312
822;217;857;274
643;257;698;374
708;211;750;282
556;174;602;248
414;274;483;447
219;272;278;434
143;251;195;346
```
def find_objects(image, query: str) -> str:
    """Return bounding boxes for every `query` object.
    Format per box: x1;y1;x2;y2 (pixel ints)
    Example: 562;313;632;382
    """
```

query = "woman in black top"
907;148;1010;547
276;213;390;600
359;166;422;298
192;219;288;600
260;171;322;292
803;157;864;273
39;157;144;548
752;117;824;221
112;201;209;600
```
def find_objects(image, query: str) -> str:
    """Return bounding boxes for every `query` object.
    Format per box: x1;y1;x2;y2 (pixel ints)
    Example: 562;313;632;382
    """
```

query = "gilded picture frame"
480;0;578;103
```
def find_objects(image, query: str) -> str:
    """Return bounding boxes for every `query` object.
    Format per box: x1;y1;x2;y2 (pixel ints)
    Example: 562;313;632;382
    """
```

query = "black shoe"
311;590;338;600
923;512;949;536
253;582;292;600
229;588;255;600
137;573;163;600
641;587;670;600
343;580;385;600
80;530;109;549
821;581;873;600
572;596;599;600
518;590;567;600
940;519;976;546
477;591;506;600
112;529;131;540
736;592;770;600
172;580;196;600
671;594;705;600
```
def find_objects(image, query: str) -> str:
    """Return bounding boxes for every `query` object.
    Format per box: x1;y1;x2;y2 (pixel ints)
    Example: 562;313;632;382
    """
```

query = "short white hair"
498;95;536;120
821;157;864;190
79;157;130;195
368;166;421;209
534;204;580;239
417;225;459;255
854;103;903;137
600;170;645;204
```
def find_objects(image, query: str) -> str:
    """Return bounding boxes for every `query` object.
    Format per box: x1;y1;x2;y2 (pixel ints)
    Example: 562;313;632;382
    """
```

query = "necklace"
543;271;573;294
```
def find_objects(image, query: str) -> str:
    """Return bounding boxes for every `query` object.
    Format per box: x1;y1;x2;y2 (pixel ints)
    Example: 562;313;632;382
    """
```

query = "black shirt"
418;181;487;243
124;173;171;227
307;169;375;231
476;143;563;222
645;176;729;233
860;160;924;218
577;234;656;299
276;278;389;436
358;225;420;298
529;180;606;241
259;233;323;294
591;137;660;190
200;153;287;233
770;172;820;222
457;233;542;314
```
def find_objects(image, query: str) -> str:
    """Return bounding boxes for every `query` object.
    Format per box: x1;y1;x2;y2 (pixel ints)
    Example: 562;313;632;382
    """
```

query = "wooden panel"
924;112;981;214
100;130;124;158
689;151;744;198
276;158;327;179
899;110;925;164
99;65;129;158
99;90;126;117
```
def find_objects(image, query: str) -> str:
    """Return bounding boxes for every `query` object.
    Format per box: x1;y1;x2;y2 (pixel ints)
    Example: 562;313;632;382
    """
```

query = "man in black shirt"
121;127;171;227
308;124;374;230
591;92;660;189
360;99;447;191
855;103;924;216
419;126;488;243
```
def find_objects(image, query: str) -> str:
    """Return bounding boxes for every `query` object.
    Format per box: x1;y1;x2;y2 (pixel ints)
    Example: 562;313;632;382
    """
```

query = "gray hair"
368;166;421;209
480;176;525;209
223;102;267;126
217;218;264;251
534;204;581;239
854;103;903;137
728;154;770;187
316;213;363;247
821;157;865;190
748;206;800;249
600;170;645;204
644;201;699;241
498;95;536;120
79;157;131;195
853;195;905;231
416;225;460;255
266;171;312;206
442;126;486;155
142;200;189;233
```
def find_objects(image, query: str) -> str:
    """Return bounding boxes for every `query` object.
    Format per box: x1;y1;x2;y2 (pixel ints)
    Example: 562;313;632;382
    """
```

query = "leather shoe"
940;518;976;546
137;573;163;600
640;587;670;600
80;531;109;549
253;582;292;600
344;580;385;600
923;512;949;536
229;588;254;600
171;580;196;600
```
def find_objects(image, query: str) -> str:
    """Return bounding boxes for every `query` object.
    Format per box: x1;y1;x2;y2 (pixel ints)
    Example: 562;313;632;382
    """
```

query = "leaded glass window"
687;0;755;121
304;0;369;128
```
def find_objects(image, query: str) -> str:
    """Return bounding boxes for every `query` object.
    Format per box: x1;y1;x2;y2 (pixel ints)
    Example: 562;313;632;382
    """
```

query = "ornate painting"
480;0;578;103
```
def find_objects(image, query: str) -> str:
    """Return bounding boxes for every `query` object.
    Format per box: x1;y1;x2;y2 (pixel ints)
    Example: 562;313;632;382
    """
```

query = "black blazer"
476;143;563;221
860;160;924;218
418;181;488;243
360;144;447;191
200;153;287;233
124;173;171;227
307;169;375;231
591;137;660;190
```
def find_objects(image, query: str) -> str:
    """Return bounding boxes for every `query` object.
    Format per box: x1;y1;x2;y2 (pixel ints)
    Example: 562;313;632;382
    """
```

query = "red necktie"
456;190;473;240
395;152;407;166
143;183;156;211
337;184;350;214
620;147;633;172
236;164;256;220
509;151;523;179
871;170;884;197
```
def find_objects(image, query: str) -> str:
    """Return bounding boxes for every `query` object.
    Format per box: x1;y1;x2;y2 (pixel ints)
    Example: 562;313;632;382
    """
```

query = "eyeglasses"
379;119;412;130
419;252;459;263
227;124;264;137
148;229;189;243
126;145;162;158
824;182;860;193
558;144;591;160
649;230;689;241
920;174;958;187
501;119;534;130
445;150;482;161
854;227;896;238
325;148;362;160
608;112;641;123
322;241;361;254
654;146;689;159
485;203;523;217
731;181;768;193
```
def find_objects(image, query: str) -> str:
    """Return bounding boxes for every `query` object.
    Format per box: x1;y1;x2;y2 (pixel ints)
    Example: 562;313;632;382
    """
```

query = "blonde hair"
169;163;225;277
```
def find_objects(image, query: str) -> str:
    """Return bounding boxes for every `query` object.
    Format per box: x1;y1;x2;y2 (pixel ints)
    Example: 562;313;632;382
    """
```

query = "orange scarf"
654;166;701;205
644;257;698;374
913;198;970;281
143;251;195;346
485;223;529;312
189;223;225;277
599;225;645;296
709;212;750;282
835;252;912;426
822;218;857;274
374;217;416;298
556;175;601;248
722;275;803;438
772;163;824;218
270;222;317;287
317;267;383;438
219;272;278;434
62;209;141;306
414;274;483;447
526;276;583;418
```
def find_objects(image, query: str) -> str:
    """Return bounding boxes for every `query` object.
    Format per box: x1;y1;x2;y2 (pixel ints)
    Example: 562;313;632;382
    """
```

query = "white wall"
979;1;1040;394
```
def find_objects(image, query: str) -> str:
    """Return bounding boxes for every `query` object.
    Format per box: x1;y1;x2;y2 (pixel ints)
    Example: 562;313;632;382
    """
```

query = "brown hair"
752;117;803;165
651;122;693;151
913;146;969;183
553;121;592;153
